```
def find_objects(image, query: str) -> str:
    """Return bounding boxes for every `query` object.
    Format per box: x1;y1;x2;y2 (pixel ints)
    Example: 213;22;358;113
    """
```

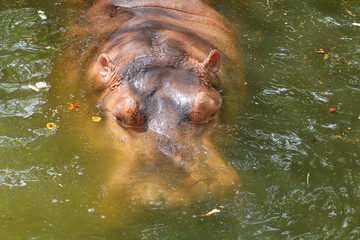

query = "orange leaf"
318;48;327;55
68;103;79;110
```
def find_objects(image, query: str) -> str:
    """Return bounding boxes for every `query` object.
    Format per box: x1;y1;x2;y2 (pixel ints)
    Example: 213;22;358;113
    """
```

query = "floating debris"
37;10;47;20
28;82;47;91
318;48;327;55
352;22;360;27
46;122;57;129
329;108;337;113
35;82;47;89
307;172;310;185
317;48;329;59
92;116;102;122
202;208;221;217
27;85;40;92
249;114;259;121
68;103;79;110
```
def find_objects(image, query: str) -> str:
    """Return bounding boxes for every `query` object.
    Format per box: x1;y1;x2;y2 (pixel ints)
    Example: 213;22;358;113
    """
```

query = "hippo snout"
107;89;220;131
112;96;144;127
190;92;220;123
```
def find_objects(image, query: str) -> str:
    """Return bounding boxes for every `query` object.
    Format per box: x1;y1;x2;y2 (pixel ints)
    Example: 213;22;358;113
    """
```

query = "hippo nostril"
189;92;218;123
113;97;144;127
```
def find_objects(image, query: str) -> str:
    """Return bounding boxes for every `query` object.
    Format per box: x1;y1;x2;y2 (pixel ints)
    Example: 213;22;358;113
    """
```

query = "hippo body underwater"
61;0;244;204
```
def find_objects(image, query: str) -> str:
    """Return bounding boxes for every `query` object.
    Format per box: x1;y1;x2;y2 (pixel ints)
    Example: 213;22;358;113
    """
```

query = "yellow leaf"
46;122;57;129
307;173;310;185
202;208;221;217
92;116;102;122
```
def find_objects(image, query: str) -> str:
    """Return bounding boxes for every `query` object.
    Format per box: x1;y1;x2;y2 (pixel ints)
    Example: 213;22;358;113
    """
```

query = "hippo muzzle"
99;50;222;137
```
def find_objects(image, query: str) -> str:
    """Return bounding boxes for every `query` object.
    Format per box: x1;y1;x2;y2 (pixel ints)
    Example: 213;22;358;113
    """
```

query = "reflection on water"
0;0;360;239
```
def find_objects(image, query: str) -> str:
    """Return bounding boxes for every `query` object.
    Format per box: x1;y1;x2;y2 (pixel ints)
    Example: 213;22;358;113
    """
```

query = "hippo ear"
97;53;115;79
203;50;222;75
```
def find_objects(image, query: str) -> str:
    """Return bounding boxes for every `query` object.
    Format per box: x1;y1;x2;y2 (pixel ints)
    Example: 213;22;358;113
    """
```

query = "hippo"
60;0;245;205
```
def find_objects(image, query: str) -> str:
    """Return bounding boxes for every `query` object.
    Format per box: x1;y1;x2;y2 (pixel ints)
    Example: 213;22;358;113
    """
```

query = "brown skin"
61;0;242;205
98;49;221;128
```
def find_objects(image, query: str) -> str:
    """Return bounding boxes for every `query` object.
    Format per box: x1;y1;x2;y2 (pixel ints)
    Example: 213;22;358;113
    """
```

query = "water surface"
1;0;360;239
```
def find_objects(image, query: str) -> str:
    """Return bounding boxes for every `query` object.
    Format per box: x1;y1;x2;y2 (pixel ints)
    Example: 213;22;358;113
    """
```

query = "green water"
1;0;360;239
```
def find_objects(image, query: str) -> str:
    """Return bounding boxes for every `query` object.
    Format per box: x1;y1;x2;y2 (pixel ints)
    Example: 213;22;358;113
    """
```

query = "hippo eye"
112;97;144;127
189;93;219;123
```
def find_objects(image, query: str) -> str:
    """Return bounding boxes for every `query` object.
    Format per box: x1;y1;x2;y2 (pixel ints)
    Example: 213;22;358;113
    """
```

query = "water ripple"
0;166;44;187
0;8;53;84
0;97;45;118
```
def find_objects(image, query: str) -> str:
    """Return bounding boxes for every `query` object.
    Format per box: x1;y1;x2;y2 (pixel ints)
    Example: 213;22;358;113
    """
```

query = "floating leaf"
202;208;220;217
92;116;102;122
46;122;57;129
68;103;79;110
307;173;310;185
249;114;258;120
317;48;327;55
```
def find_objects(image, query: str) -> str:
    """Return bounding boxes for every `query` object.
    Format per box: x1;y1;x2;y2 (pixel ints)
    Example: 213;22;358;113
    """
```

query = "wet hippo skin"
62;0;243;205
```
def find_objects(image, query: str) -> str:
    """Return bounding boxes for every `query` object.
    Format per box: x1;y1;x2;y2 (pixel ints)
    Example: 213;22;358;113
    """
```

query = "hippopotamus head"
96;48;222;138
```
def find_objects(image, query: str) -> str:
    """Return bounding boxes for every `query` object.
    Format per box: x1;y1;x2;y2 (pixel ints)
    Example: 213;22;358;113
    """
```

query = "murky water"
1;0;360;239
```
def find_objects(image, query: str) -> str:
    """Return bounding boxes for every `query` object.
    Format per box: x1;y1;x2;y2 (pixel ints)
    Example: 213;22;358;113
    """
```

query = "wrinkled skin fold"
60;0;244;205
